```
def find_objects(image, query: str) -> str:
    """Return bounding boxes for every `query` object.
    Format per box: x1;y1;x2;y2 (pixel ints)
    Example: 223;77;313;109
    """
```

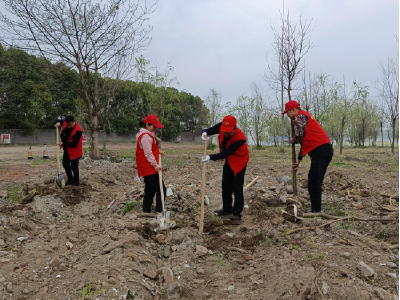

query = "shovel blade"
55;175;65;189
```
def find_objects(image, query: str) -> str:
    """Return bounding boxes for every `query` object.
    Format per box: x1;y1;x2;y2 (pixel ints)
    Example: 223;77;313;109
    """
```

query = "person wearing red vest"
136;115;166;213
201;115;249;220
54;115;83;186
282;100;333;213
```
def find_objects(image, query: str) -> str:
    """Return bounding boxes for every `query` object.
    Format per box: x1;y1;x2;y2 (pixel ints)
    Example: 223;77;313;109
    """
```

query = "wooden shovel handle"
199;139;207;233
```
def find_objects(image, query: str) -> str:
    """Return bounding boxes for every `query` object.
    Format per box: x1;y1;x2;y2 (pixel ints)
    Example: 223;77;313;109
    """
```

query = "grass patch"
4;184;21;203
253;145;267;150
79;280;93;297
123;201;139;214
263;236;271;249
322;201;335;211
216;253;224;267
331;162;354;168
30;159;50;166
207;215;223;224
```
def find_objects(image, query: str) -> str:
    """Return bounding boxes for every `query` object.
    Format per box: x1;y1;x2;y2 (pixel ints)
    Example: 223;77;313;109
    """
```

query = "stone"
357;261;375;277
179;189;187;198
155;234;166;244
315;228;323;235
167;281;181;297
228;285;235;294
279;194;287;204
0;190;7;198
386;262;397;269
193;279;205;284
269;186;277;191
166;188;173;197
196;245;208;256
75;264;87;272
143;269;158;280
197;268;205;275
321;281;329;295
162;268;174;283
50;256;62;268
386;273;397;279
278;175;292;185
360;290;370;299
286;185;294;194
5;282;12;292
163;246;171;258
342;252;351;258
372;252;381;257
374;289;386;300
0;274;5;283
340;197;346;201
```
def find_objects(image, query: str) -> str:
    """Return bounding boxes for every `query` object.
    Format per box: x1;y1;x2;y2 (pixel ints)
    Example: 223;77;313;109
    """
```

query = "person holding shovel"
136;115;166;213
54;116;83;186
282;100;333;213
201;115;249;220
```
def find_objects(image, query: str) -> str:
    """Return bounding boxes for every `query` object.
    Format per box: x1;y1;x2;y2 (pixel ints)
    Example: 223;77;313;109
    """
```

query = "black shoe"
214;209;231;215
229;214;241;220
143;210;151;213
65;180;74;186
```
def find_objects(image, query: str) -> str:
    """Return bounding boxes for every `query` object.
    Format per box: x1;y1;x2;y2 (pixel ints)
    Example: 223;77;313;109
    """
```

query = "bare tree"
266;4;313;195
0;0;157;159
205;88;222;145
375;46;399;154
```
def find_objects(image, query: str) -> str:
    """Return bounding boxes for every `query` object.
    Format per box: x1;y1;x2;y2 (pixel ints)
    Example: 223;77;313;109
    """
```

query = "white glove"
201;155;210;163
201;132;208;141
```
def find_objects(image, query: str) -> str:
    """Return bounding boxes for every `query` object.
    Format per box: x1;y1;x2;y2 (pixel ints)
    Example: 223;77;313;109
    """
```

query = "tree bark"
90;115;100;159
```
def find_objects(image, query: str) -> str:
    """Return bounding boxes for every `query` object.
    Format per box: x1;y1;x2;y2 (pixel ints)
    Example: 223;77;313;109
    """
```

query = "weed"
263;237;271;249
207;215;223;224
275;207;282;214
338;220;352;230
293;245;301;251
302;253;313;260
121;154;135;160
123;201;138;214
279;147;285;153
335;210;346;216
4;184;21;203
280;240;288;246
30;159;49;166
207;143;217;150
253;145;266;150
316;253;325;260
79;280;93;297
322;201;335;211
127;290;139;299
217;253;224;267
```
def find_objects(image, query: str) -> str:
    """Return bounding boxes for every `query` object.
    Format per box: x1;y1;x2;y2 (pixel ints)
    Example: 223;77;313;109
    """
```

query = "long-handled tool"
199;139;207;233
157;153;171;229
55;126;65;188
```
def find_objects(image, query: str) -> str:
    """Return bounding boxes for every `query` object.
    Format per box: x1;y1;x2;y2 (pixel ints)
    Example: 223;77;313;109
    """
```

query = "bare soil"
0;143;398;300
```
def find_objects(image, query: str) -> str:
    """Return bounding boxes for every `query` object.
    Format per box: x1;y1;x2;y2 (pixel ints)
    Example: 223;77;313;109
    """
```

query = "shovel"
55;126;65;188
157;153;171;229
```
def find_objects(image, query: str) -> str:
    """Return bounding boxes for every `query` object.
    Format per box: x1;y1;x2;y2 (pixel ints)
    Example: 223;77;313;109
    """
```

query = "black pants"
143;173;166;213
63;150;80;186
222;163;247;217
308;143;333;212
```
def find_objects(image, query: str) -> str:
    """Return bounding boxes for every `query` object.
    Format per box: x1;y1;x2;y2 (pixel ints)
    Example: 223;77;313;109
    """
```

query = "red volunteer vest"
136;133;160;177
218;127;249;174
61;122;83;160
295;110;331;156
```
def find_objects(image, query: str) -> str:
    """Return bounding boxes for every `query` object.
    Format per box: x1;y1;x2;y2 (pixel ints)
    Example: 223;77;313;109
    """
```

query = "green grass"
123;201;139;214
217;253;224;267
263;236;271;249
322;201;335;211
207;143;218;150
79;280;93;297
4;184;21;203
207;215;223;224
30;159;50;166
331;162;354;168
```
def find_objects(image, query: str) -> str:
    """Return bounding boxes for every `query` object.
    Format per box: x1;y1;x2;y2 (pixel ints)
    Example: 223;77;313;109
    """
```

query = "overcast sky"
142;0;399;106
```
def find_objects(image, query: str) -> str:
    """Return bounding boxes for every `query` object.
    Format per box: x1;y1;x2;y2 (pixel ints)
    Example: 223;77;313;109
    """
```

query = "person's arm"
292;114;308;144
209;140;245;160
202;122;222;136
298;148;304;161
63;131;82;147
140;134;160;170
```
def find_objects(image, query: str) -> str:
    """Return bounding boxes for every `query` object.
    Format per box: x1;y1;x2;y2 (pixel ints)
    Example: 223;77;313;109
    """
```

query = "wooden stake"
291;122;298;196
199;139;207;233
243;176;261;192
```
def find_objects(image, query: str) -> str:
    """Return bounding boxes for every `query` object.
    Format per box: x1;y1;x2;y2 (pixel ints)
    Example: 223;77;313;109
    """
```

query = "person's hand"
292;160;300;172
156;167;162;173
201;155;210;163
160;150;165;156
54;122;61;128
201;132;208;141
290;137;295;144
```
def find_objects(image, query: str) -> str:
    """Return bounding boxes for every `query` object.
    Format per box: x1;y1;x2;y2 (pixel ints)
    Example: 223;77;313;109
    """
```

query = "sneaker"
229;214;241;220
214;209;231;215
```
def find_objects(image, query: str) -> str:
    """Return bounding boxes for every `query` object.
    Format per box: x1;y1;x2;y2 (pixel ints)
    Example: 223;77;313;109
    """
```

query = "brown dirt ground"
0;142;398;300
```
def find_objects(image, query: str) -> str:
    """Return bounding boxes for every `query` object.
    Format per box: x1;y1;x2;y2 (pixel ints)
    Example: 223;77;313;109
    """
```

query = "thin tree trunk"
381;121;384;146
392;119;395;154
90;115;100;159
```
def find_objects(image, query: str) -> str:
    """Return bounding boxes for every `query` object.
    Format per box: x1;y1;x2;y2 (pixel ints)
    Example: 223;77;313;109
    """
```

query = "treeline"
0;45;209;139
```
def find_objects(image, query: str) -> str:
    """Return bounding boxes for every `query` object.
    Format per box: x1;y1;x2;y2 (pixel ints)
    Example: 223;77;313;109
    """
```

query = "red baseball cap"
282;100;300;115
221;115;237;132
143;114;164;128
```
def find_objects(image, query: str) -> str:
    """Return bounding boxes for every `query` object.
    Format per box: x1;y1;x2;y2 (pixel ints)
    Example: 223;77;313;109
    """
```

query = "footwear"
229;214;241;220
142;209;151;213
65;180;74;186
214;209;231;215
